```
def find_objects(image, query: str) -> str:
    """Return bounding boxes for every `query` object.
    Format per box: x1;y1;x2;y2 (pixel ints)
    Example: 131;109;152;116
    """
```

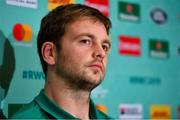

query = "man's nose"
93;44;106;60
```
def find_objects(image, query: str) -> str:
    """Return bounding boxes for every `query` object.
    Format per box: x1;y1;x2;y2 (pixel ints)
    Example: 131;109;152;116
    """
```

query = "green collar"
35;90;99;119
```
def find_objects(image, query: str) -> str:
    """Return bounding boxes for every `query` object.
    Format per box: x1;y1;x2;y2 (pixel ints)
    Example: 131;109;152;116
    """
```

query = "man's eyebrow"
74;33;95;39
75;33;111;47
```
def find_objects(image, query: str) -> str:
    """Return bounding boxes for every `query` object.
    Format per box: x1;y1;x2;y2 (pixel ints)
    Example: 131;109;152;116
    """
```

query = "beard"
55;52;105;91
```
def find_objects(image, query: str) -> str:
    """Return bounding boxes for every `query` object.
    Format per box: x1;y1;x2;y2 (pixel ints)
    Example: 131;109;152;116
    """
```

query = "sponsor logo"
118;1;140;22
119;104;143;119
150;8;167;24
85;0;109;17
13;23;32;42
6;0;37;8
119;35;141;56
149;39;169;59
150;105;171;119
178;106;180;119
13;23;33;47
22;70;45;80
96;104;108;114
129;76;161;86
48;0;75;11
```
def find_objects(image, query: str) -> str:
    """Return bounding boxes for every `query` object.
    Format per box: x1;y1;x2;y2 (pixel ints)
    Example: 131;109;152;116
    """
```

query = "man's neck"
44;77;91;119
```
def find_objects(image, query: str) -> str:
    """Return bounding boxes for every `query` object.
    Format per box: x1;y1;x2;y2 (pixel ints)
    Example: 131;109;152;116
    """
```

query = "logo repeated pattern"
150;8;167;24
85;0;109;17
119;35;141;56
119;104;143;119
48;0;75;10
13;23;32;42
150;105;171;119
118;1;140;22
149;39;169;59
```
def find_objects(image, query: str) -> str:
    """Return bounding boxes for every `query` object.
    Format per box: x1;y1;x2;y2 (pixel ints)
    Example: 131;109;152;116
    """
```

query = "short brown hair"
37;4;111;77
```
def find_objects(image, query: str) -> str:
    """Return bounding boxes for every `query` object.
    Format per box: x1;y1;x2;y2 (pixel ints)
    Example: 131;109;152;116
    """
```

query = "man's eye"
80;40;91;45
102;45;109;52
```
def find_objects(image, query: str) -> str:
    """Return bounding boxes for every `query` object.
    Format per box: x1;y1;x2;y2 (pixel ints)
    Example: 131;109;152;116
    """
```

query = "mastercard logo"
13;24;32;42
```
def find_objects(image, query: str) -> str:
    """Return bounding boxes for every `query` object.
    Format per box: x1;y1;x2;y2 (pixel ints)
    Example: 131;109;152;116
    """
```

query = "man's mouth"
89;64;103;72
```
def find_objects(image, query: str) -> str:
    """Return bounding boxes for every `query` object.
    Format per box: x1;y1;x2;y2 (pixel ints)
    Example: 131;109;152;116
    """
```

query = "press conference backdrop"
0;0;180;119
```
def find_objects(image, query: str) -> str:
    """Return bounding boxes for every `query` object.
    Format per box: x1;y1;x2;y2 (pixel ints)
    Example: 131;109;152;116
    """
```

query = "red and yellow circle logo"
13;24;32;42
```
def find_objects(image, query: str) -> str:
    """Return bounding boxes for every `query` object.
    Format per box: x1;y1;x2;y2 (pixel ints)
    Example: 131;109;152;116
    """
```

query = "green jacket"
12;89;111;119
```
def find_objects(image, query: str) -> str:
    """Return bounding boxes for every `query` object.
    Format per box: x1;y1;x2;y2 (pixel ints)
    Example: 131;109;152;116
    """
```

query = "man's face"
55;17;111;91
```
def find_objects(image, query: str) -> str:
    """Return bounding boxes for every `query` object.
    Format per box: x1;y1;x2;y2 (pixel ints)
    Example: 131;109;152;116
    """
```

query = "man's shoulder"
96;109;112;119
11;100;46;119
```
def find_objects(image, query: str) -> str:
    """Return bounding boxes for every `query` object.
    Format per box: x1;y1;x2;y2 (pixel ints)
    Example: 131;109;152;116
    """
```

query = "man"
12;3;111;119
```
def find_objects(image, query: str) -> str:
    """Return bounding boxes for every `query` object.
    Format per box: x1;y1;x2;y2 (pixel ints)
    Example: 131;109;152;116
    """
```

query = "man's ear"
41;42;56;65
